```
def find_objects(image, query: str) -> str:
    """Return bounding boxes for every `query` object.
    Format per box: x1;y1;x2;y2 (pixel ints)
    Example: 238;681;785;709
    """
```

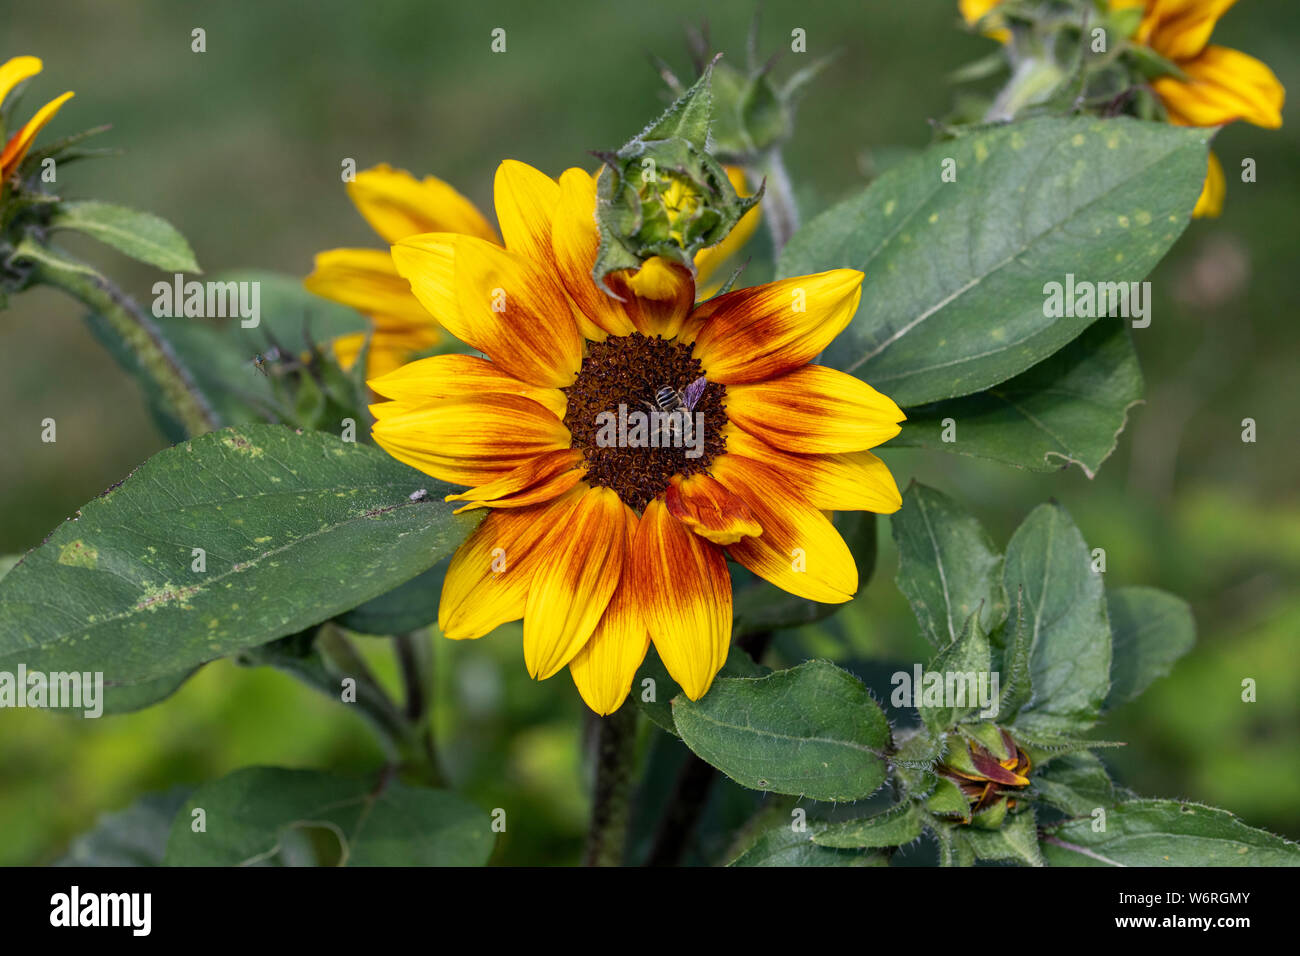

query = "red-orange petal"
629;498;731;700
726;365;905;454
711;454;859;604
691;270;863;384
665;472;762;545
523;486;630;680
438;493;580;640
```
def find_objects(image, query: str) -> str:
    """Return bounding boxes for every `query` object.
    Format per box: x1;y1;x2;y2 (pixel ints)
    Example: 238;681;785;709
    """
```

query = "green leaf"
640;60;714;146
1105;586;1195;710
728;825;886;867
165;767;494;866
56;787;192;866
635;644;767;737
1032;752;1119;817
0;425;476;683
996;589;1034;721
892;483;1006;646
926;776;973;819
963;808;1045;866
1003;503;1111;733
893;321;1143;478
672;660;890;802
814;802;925;848
336;560;445;636
920;611;993;733
49;667;201;718
935;824;977;866
48;200;200;273
1042;799;1300;867
778;116;1207;405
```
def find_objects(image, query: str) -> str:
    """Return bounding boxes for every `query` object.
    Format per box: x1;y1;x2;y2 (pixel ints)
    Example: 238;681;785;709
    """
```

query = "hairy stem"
644;751;717;866
584;705;638;866
21;242;218;436
758;149;799;256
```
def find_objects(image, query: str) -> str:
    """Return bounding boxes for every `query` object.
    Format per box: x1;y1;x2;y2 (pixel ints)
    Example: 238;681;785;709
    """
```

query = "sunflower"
368;160;903;715
307;163;760;379
0;56;74;185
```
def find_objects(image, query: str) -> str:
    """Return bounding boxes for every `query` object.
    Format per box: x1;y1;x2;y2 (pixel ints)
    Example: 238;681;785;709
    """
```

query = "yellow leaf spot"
58;540;98;569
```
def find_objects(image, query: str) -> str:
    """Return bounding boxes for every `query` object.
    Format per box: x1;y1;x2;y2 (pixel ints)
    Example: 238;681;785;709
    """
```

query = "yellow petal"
664;472;762;545
367;352;567;419
959;0;1004;26
369;393;570;486
446;448;585;512
725;365;905;454
305;248;434;327
523;486;629;680
439;495;579;640
711;454;859;604
1154;45;1284;129
552;167;636;337
1192;149;1225;218
337;325;442;378
723;423;903;514
568;506;649;715
602;258;696;338
0;91;73;181
691;269;863;384
629;498;731;700
494;159;561;269
1139;0;1237;62
392;233;582;388
348;163;497;245
0;56;42;107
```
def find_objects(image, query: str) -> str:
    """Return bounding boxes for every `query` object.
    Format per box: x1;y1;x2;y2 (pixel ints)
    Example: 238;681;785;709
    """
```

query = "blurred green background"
3;0;1297;865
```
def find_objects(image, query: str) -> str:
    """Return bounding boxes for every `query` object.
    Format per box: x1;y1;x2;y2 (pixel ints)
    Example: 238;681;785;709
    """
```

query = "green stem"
19;240;219;436
983;56;1067;122
246;627;411;761
584;706;638;866
757;149;799;256
393;630;446;788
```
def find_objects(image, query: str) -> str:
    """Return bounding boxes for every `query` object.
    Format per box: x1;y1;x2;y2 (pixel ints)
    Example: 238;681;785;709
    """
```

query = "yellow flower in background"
308;163;761;379
0;56;74;184
305;164;499;379
1194;147;1226;217
369;160;903;715
1119;0;1284;218
959;0;1012;43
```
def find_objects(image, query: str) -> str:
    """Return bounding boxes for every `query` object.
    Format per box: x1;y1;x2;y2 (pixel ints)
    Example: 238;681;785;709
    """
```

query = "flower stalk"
17;240;218;436
584;705;638;866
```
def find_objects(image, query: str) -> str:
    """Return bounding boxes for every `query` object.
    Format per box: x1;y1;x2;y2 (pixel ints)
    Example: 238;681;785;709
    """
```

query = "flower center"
563;332;727;512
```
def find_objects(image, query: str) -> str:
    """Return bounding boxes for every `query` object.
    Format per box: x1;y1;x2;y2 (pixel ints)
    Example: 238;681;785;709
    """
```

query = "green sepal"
925;776;972;821
592;61;760;290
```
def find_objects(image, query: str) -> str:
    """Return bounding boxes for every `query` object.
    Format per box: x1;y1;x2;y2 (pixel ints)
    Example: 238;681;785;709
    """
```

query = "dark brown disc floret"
562;333;728;512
